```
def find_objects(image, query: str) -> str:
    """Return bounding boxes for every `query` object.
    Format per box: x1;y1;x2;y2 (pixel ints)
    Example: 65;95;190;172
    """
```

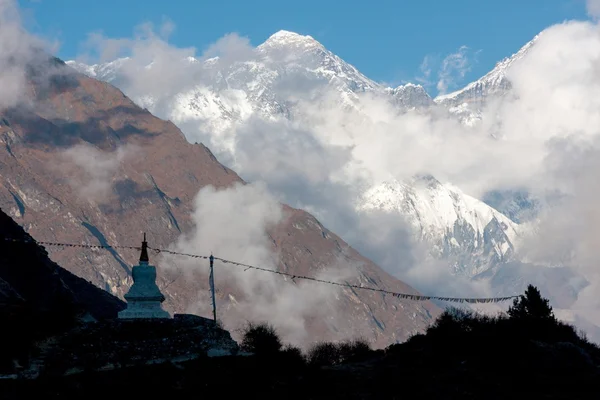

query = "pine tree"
508;284;555;321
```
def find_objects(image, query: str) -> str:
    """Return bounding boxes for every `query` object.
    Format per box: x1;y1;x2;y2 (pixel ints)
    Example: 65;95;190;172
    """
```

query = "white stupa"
118;234;171;319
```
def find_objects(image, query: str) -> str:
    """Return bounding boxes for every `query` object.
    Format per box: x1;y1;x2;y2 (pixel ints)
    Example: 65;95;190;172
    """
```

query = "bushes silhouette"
240;322;282;356
239;322;307;370
280;344;303;359
308;342;339;367
280;344;306;369
307;339;374;367
415;285;598;364
239;322;376;368
338;339;372;363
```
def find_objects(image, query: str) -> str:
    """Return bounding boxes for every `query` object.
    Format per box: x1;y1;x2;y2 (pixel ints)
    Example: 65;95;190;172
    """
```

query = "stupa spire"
140;232;149;263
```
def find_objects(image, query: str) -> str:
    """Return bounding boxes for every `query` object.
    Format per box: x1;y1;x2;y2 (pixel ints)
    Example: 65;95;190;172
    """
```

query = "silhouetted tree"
508;284;555;321
240;322;282;356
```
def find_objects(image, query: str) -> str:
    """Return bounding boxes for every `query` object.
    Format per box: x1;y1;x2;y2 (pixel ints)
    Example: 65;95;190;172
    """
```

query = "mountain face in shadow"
0;204;125;372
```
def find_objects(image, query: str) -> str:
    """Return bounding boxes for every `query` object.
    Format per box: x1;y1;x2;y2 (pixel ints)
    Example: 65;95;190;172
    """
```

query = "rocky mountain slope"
0;56;438;349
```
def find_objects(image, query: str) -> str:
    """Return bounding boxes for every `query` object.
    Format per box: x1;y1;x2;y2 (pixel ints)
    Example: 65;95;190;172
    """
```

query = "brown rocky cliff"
0;57;439;348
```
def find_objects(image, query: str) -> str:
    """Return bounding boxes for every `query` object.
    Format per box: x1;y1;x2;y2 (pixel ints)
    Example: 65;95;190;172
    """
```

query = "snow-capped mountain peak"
358;177;521;276
260;30;323;50
66;57;131;81
257;30;326;61
255;30;380;95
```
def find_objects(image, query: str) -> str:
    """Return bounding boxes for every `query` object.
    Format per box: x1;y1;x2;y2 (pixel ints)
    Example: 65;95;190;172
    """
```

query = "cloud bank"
73;14;600;340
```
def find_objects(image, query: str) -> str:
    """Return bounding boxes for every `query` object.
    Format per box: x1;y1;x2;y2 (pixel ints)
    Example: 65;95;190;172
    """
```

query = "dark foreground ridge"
0;206;125;373
1;206;600;398
40;314;239;376
3;304;600;399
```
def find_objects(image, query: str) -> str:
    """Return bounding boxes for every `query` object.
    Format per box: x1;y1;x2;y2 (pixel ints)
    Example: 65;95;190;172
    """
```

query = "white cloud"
0;0;53;109
517;134;600;328
415;46;480;94
587;0;600;19
202;33;256;66
164;182;361;347
77;17;600;341
77;22;256;109
436;45;473;95
414;54;434;87
75;23;509;303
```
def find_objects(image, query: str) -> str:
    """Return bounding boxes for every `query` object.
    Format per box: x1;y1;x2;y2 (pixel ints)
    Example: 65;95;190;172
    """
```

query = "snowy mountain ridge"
358;176;522;276
67;57;131;82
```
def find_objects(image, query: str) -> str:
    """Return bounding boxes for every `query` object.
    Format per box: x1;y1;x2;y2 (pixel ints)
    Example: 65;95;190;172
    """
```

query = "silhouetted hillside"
0;207;125;372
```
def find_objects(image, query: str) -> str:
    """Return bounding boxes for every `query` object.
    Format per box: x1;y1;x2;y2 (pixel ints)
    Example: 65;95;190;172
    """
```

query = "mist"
161;182;363;346
71;11;600;340
59;143;139;202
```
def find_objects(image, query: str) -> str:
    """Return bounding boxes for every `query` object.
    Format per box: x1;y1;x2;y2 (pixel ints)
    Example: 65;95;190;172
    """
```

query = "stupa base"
118;301;171;319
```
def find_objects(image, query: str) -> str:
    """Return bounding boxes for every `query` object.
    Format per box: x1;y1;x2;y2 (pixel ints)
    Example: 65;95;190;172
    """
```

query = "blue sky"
18;0;589;94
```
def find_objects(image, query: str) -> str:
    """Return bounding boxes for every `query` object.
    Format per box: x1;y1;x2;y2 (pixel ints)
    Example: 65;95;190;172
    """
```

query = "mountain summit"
261;30;324;49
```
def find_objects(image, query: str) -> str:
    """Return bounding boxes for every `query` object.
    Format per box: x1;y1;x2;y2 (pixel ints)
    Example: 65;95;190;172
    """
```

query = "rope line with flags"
1;236;520;304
